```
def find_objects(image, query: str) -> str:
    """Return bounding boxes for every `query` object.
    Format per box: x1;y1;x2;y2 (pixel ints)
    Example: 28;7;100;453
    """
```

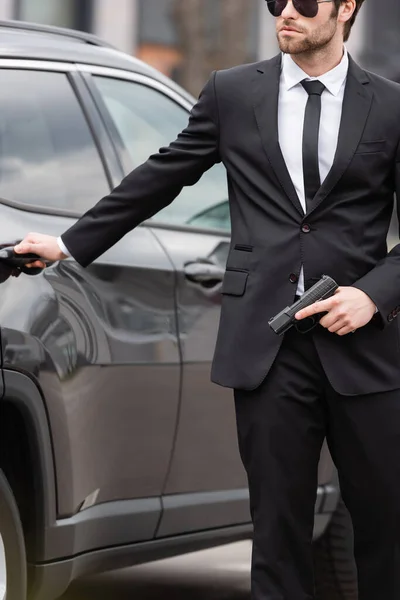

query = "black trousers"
234;327;400;600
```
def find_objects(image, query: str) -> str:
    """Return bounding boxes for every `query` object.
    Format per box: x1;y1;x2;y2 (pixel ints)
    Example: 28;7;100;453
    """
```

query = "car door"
0;63;180;546
84;67;250;536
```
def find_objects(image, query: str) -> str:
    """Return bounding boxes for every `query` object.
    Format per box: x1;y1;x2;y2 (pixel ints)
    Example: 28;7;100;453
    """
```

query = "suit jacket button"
289;273;298;284
301;224;311;233
388;314;394;322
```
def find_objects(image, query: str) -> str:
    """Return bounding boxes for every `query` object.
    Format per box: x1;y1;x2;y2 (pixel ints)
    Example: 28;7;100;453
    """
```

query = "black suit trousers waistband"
234;327;400;600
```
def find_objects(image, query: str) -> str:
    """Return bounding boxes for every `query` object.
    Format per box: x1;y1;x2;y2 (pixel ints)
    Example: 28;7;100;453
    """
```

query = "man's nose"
281;0;299;19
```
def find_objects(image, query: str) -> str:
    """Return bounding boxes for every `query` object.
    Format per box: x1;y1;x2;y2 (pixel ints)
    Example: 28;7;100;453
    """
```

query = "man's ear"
337;0;356;25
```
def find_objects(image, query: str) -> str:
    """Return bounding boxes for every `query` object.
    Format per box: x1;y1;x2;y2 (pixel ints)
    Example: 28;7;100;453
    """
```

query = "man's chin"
277;35;312;55
278;40;307;54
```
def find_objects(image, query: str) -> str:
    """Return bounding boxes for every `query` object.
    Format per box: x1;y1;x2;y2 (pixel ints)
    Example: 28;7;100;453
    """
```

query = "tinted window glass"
93;76;230;232
0;69;109;213
187;201;230;231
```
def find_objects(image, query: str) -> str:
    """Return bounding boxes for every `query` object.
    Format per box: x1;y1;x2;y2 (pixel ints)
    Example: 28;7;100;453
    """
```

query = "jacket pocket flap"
222;270;249;296
356;140;386;154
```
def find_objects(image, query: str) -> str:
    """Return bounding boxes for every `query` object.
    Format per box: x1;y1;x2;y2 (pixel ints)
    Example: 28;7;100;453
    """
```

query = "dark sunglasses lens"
267;1;284;16
293;0;318;17
267;0;318;18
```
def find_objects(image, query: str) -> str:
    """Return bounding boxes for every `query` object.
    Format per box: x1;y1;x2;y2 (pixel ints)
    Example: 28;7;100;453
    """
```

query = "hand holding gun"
268;275;339;335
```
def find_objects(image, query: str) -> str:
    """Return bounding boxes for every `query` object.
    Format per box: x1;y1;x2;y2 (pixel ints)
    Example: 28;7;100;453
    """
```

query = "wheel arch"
1;369;57;563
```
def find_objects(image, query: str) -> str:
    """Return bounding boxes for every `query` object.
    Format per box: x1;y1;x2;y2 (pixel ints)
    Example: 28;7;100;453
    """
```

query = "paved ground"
61;541;252;600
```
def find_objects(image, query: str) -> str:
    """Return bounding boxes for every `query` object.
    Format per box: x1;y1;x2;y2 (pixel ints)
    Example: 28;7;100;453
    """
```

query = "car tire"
313;498;358;600
0;469;27;600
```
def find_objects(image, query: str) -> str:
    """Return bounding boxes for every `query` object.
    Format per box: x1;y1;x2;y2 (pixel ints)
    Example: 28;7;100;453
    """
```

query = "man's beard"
277;17;337;55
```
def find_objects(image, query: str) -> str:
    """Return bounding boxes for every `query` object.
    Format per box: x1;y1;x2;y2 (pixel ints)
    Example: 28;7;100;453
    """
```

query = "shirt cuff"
57;236;71;258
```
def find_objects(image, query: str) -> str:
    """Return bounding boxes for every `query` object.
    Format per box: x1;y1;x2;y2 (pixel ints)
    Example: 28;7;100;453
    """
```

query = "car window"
187;200;230;231
0;69;109;214
93;76;230;232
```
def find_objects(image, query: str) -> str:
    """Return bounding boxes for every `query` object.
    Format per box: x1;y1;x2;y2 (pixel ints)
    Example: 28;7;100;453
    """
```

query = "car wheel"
0;469;27;600
313;498;358;600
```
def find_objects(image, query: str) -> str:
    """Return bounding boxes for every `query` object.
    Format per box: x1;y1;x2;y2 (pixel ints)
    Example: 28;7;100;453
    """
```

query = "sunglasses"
266;0;333;19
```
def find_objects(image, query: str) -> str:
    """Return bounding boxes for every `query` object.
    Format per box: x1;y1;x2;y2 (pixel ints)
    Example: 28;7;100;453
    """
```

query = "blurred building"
0;0;395;93
360;0;400;83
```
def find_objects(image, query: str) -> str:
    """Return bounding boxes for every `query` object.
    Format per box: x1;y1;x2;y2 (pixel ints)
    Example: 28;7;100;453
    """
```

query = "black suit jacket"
62;54;400;395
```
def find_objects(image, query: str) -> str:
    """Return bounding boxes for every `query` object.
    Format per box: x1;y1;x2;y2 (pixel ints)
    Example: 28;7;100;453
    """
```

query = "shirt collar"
281;48;349;96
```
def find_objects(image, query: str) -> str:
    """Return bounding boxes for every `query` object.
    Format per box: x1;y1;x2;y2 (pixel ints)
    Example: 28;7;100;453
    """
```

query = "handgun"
268;275;339;335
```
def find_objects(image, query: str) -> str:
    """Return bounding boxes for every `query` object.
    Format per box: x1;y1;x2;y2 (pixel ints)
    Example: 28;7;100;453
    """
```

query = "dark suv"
0;20;353;600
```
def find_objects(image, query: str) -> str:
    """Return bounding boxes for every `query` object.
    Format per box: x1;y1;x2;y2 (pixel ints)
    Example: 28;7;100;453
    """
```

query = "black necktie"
301;79;326;209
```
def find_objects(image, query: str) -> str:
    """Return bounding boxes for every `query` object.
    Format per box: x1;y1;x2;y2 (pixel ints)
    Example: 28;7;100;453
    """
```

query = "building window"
136;0;260;96
15;0;92;32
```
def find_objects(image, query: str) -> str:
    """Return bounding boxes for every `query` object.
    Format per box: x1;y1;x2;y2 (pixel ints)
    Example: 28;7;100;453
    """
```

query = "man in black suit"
15;0;400;597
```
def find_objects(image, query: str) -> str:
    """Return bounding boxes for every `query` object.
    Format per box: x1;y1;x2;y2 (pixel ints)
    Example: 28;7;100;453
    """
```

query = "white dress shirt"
57;235;70;257
278;49;349;295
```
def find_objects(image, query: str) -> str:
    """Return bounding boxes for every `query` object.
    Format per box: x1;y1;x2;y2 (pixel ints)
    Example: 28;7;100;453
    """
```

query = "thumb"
14;234;39;254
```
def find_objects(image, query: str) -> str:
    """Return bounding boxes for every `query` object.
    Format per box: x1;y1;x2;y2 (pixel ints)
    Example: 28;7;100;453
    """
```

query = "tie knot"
301;79;325;96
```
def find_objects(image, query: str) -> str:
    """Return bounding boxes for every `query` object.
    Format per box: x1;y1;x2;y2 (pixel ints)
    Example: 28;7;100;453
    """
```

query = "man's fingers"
26;261;46;269
320;314;339;331
14;234;64;262
14;242;35;254
14;233;42;254
336;326;355;336
295;297;335;320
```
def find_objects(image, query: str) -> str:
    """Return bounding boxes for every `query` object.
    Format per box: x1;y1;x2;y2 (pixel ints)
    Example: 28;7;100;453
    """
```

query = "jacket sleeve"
61;72;220;267
353;138;400;328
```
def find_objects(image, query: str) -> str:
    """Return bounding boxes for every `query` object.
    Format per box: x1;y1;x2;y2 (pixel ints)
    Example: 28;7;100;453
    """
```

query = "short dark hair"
334;0;366;41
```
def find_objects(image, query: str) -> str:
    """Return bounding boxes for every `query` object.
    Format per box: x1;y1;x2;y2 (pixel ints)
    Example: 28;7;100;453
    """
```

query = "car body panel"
0;201;181;517
79;64;253;532
150;227;251;535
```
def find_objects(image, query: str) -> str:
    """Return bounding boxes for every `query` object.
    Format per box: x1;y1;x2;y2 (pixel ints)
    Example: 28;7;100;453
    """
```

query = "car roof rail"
0;19;115;49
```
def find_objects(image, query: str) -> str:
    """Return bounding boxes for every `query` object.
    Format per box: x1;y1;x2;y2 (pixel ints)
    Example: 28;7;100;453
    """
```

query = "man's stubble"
277;7;338;55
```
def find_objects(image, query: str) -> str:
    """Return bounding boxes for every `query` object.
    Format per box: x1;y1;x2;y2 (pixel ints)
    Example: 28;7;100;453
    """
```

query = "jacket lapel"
253;54;304;216
307;56;373;215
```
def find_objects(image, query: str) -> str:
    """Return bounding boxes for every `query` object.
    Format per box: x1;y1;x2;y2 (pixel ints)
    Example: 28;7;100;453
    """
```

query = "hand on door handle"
0;246;50;275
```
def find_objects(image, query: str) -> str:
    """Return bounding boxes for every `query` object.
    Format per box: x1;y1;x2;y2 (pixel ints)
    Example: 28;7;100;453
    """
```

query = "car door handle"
0;246;49;275
184;260;225;286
